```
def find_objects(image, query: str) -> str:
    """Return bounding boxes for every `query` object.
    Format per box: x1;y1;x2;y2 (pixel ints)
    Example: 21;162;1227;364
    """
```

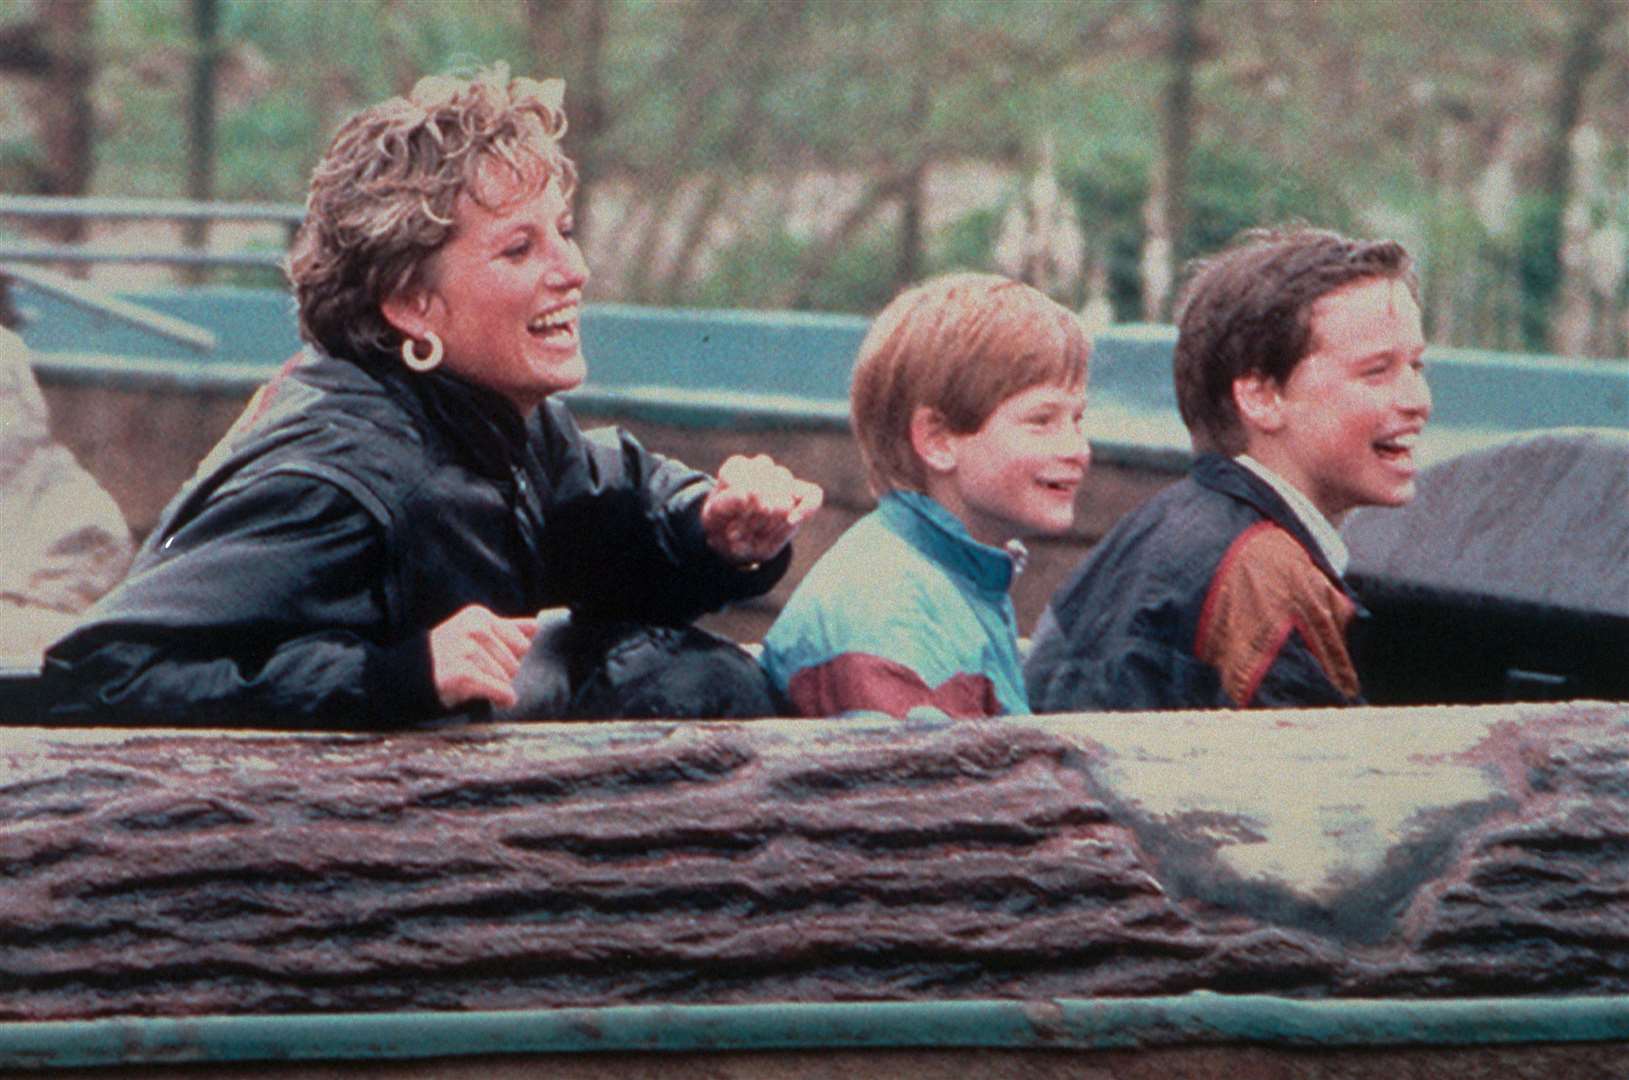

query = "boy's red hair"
850;272;1090;496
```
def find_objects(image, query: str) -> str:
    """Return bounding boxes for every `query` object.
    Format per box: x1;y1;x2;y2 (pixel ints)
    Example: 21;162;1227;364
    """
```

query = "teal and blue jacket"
762;491;1028;718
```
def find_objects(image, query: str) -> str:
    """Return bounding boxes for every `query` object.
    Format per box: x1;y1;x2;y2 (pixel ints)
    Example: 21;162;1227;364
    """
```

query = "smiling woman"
380;165;590;416
41;64;822;729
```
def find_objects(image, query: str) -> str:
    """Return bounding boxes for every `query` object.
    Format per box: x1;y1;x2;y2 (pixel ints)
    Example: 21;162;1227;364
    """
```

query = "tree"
7;0;1626;356
19;0;96;247
1147;0;1200;320
184;0;221;281
527;0;609;247
1529;0;1621;351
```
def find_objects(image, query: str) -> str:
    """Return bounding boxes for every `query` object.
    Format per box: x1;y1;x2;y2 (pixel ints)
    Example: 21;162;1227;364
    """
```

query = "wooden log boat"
3;281;1628;1076
2;703;1629;1076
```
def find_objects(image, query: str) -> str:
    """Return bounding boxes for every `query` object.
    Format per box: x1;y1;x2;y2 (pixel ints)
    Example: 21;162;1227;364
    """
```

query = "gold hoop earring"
401;331;443;372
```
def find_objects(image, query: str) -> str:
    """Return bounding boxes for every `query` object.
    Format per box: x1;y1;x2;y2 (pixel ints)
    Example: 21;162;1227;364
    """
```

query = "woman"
44;66;820;727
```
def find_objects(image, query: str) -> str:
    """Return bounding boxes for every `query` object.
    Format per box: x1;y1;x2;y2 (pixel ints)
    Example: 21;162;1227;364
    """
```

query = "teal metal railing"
0;194;300;271
3;995;1628;1069
13;281;1628;475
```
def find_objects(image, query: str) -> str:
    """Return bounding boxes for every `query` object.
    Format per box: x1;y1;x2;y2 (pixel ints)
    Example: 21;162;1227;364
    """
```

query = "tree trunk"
0;21;50;76
1141;0;1202;322
597;0;737;301
1540;0;1614;209
782;169;911;309
573;0;608;245
528;0;610;248
1536;0;1618;351
1161;0;1200;270
623;182;688;303
1140;169;1171;321
897;159;925;294
36;0;95;250
1;704;1627;1021
183;0;220;285
894;3;935;295
658;1;803;302
660;172;728;303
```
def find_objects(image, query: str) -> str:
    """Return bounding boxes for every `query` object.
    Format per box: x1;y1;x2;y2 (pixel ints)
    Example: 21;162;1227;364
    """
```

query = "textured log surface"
1;703;1627;1020
1344;428;1629;616
1341;430;1629;704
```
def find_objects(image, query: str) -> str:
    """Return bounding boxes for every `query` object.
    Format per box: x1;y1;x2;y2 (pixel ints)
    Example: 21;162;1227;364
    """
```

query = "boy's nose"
1059;431;1092;467
1400;364;1432;418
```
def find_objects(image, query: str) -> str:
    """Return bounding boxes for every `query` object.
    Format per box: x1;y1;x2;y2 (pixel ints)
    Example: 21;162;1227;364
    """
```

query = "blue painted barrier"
3;994;1629;1069
12;283;1627;474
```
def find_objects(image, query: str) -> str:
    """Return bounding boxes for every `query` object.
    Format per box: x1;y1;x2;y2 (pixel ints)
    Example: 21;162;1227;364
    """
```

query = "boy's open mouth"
1373;431;1418;465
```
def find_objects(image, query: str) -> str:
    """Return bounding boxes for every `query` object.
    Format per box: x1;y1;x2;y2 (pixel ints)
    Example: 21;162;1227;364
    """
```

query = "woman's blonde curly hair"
287;63;577;362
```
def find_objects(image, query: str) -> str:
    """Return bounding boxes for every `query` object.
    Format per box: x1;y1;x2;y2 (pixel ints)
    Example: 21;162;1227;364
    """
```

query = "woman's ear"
909;405;958;475
380;286;438;342
1232;372;1286;436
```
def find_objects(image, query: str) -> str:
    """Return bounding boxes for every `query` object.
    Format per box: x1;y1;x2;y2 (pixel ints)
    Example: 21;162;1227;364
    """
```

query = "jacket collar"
1191;453;1350;587
303;348;531;479
414;368;531;477
1234;455;1350;576
878;490;1020;594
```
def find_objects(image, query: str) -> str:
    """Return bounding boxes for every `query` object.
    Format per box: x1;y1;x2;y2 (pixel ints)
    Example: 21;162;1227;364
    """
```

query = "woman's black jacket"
42;348;787;727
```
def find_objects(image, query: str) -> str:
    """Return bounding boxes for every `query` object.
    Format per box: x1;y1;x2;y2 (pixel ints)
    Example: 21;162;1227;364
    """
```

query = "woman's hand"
700;454;824;567
428;605;539;710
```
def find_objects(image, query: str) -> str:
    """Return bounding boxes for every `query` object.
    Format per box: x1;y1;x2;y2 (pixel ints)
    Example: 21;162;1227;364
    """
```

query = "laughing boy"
764;272;1092;718
1027;226;1431;711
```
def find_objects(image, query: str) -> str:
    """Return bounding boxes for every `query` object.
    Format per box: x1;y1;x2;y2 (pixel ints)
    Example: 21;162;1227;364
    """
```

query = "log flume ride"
0;276;1626;1077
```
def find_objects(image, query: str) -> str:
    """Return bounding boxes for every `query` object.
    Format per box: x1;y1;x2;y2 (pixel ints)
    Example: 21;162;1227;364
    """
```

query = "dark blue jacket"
1025;455;1368;712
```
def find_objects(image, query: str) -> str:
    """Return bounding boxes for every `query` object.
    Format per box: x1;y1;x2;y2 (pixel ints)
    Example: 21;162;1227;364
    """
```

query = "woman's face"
411;170;589;416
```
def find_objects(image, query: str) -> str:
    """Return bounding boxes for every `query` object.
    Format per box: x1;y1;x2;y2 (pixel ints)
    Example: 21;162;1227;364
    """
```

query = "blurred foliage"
1183;143;1350;261
1518;197;1566;352
3;0;1626;356
0;137;47;194
1062;149;1150;324
931;207;1004;281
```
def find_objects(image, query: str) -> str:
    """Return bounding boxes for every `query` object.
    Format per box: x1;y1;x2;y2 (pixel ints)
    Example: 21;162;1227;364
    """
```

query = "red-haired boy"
764;273;1091;717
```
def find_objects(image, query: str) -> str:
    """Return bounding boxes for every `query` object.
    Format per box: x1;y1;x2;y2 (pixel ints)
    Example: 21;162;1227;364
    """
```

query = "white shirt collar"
1235;455;1350;576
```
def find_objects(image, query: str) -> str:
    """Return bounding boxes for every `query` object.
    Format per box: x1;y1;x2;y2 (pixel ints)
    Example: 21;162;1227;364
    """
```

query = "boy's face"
1248;275;1430;520
936;381;1091;547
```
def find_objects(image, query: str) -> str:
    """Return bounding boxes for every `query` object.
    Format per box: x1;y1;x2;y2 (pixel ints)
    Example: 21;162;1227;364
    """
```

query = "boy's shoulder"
764;497;1026;716
1046;454;1340;637
1028;456;1359;711
1086;457;1269;568
1195;518;1360;703
1202;518;1348;621
773;503;961;639
764;493;1024;678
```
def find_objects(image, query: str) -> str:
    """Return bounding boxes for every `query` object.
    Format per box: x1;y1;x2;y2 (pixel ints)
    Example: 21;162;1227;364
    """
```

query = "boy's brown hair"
850;272;1091;496
1173;226;1418;455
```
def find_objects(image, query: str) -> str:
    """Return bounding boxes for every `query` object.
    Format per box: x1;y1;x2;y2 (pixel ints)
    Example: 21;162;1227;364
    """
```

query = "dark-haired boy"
1026;226;1431;711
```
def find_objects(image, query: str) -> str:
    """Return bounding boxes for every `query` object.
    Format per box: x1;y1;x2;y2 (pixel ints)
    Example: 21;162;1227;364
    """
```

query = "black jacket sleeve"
536;408;788;623
42;473;437;728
